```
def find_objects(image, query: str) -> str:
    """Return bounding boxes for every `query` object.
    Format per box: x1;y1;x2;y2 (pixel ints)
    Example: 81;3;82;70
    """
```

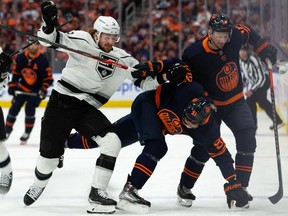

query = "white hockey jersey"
38;27;159;108
0;47;9;91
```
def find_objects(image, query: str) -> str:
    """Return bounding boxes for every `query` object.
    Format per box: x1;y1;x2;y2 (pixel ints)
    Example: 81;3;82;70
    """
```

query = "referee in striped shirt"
239;44;284;130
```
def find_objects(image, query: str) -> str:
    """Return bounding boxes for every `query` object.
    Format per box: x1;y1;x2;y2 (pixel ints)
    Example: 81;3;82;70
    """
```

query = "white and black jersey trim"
58;79;109;105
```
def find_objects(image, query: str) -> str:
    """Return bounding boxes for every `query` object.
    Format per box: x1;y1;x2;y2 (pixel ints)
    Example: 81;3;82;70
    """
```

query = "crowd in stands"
0;0;287;71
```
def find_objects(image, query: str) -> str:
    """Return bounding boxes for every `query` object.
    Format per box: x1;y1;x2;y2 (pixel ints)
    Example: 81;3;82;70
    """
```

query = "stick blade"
268;186;283;204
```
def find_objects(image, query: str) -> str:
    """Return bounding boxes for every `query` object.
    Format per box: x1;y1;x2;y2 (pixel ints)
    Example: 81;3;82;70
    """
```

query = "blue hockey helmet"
208;13;233;33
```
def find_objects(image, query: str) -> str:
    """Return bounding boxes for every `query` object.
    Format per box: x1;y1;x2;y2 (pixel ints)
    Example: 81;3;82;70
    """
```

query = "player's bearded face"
98;33;118;52
210;31;230;49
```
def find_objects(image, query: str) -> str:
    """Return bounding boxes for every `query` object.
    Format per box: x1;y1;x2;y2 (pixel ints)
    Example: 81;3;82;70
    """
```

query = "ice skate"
87;187;117;214
235;187;252;209
243;188;253;202
117;181;151;214
20;133;30;145
176;184;195;207
57;155;64;168
0;171;13;195
23;183;45;206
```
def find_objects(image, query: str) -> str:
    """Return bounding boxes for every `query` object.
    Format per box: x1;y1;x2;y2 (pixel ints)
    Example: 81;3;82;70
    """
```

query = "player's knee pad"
235;129;256;153
188;155;206;165
142;139;168;161
237;151;254;156
92;132;121;157
190;145;210;163
96;153;117;171
36;155;59;175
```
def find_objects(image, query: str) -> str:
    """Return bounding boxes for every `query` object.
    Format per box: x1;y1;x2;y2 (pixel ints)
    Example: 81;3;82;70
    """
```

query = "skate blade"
177;197;193;207
20;141;27;145
116;199;149;214
229;200;250;209
235;202;250;209
87;203;116;214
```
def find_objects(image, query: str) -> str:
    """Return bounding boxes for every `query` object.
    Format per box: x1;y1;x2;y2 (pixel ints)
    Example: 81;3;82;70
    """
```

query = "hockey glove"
7;83;18;96
41;1;58;33
166;63;192;85
38;86;48;100
224;179;249;208
254;38;277;65
132;60;163;79
0;52;13;81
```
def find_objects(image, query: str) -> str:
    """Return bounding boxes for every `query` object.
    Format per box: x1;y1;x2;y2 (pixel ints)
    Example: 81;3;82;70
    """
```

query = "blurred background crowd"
0;0;288;72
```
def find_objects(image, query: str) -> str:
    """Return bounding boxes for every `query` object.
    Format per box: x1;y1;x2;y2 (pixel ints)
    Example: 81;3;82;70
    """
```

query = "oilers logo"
21;68;38;85
96;53;117;79
157;109;183;134
216;62;239;92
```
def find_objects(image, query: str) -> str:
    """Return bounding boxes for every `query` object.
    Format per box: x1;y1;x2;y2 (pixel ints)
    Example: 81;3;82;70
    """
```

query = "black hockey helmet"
208;13;233;33
183;96;214;127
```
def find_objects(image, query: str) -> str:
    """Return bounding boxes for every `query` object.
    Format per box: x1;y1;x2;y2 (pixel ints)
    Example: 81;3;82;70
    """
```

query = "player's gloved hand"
0;52;13;81
224;179;249;208
7;83;18;96
166;63;192;85
38;86;48;99
41;0;58;33
132;60;163;79
254;38;277;65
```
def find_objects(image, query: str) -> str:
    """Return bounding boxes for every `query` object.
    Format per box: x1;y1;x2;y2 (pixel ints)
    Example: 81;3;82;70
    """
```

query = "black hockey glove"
0;52;12;82
7;83;18;96
166;63;192;85
254;38;277;65
38;86;48;100
224;179;249;208
132;60;163;79
41;1;58;33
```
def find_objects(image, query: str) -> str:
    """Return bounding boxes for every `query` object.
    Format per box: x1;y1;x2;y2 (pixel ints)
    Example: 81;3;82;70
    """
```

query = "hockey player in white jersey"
22;1;163;214
0;50;13;195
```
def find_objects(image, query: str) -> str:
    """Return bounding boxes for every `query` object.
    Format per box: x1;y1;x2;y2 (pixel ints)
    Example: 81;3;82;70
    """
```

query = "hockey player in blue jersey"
66;64;249;210
116;77;249;212
5;41;53;144
131;13;278;203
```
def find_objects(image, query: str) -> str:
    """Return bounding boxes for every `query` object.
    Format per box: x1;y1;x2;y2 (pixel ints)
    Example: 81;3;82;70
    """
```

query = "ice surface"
1;107;287;215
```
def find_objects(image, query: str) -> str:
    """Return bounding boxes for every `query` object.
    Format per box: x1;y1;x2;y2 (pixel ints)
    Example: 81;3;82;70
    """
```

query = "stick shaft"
0;24;135;73
266;59;284;204
9;18;72;57
15;90;38;96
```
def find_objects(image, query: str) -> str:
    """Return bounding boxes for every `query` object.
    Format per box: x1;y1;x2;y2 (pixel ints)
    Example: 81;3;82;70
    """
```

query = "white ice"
0;107;287;216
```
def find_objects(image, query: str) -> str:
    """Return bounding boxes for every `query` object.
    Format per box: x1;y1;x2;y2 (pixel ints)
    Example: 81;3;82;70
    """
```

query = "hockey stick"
266;59;283;204
0;24;136;73
14;90;38;96
9;13;73;57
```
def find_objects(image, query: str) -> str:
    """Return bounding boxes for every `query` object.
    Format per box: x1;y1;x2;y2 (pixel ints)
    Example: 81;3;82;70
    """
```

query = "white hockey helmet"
93;16;120;43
